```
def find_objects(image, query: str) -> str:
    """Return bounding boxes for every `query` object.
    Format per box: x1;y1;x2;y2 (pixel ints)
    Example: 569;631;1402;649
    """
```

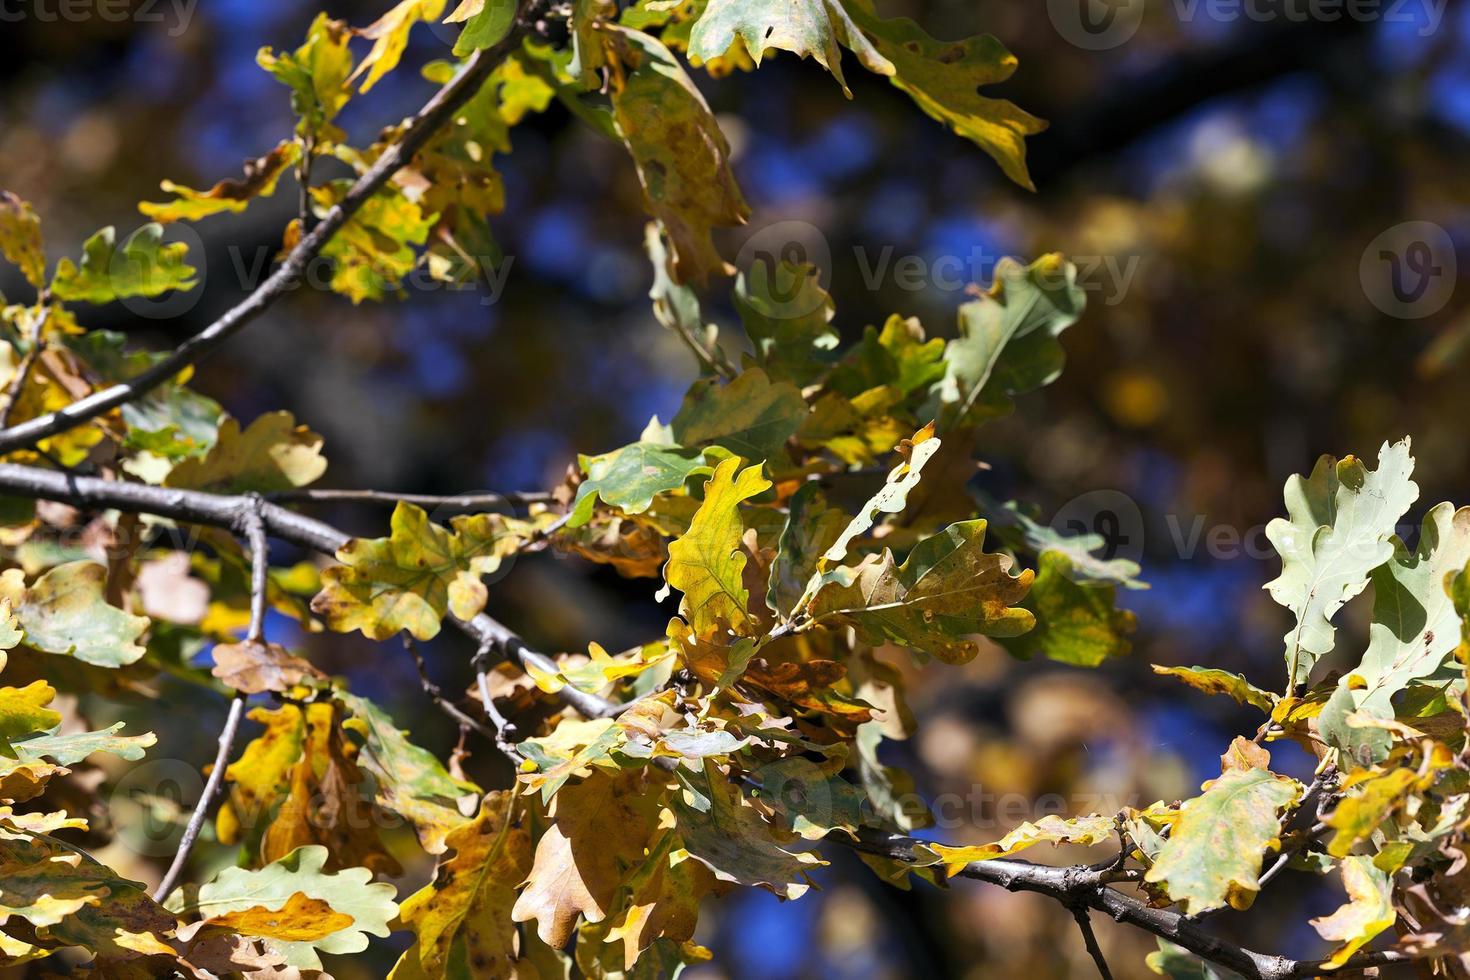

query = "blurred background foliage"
3;0;1468;976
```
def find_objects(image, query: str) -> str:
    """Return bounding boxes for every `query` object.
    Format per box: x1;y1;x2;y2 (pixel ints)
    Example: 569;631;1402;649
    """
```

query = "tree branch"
0;2;544;456
0;462;618;721
150;495;266;903
0;461;1419;976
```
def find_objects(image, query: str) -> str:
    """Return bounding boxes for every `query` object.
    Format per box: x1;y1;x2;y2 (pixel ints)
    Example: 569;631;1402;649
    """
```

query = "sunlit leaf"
607;25;749;284
1309;855;1395;969
175;844;399;970
0;562;149;667
258;13;354;140
932;254;1085;430
0;191;46;288
313;502;528;640
1265;438;1419;688
50;224;197;305
661;457;772;634
808;519;1034;664
1144;767;1302;914
1321;501;1470;761
931;813;1116;873
140;141;301;223
569;442;712;528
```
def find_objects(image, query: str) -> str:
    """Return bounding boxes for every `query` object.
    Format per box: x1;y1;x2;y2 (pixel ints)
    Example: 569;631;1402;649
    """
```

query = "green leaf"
808;519;1035;664
608;25;750;284
839;0;1045;189
999;551;1134;666
0;562;149;667
174;844;399;970
767;482;848;618
0;191;46;288
338;691;480;855
673;762;822;898
1265;438;1420;688
661;457;772;634
1309;855;1395;970
1151;666;1277;714
445;0;517;55
751;757;866;841
312;502;528;641
257;13;354;140
139;141;301;223
671;367;806;465
932;254;1086;430
64;328;224;462
734;260;839;385
164;411;328;494
688;0;889;95
1321;501;1470;760
50;224;197;305
1144;767;1302;914
11;723;156;766
827;314;947;399
569;442;712;528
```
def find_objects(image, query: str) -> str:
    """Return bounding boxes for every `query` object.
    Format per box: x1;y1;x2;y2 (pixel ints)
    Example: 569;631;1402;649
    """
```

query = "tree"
0;1;1461;977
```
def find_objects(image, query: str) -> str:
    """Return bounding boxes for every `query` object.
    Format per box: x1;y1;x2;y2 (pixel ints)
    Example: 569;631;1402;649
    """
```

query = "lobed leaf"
1144;767;1302;914
1265;438;1419;688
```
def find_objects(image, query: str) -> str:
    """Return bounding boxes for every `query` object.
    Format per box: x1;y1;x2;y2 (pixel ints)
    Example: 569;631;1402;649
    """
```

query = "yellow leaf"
662;457;771;634
351;0;449;93
202;892;354;942
1309;855;1395;969
931;814;1116;873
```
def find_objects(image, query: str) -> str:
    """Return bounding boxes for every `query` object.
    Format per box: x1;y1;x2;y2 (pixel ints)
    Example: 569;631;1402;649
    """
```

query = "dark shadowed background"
3;0;1467;975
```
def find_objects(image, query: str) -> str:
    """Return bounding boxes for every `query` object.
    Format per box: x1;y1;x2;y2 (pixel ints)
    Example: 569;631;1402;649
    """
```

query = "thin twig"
151;497;268;903
297;133;316;233
0;2;545;456
402;636;502;743
1071;906;1114;980
473;642;523;761
269;487;557;512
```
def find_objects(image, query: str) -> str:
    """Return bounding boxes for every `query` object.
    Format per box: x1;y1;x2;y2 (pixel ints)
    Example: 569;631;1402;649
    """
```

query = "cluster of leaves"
3;1;1465;978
